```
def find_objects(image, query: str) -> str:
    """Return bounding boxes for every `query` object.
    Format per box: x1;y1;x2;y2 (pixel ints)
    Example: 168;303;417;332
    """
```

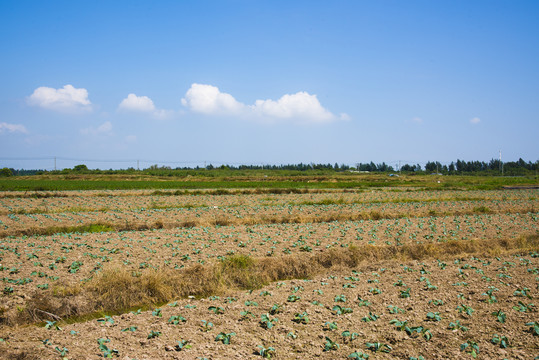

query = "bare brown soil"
0;189;537;359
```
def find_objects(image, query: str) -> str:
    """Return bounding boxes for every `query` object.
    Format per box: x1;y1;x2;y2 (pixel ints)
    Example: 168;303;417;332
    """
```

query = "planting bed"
0;187;537;359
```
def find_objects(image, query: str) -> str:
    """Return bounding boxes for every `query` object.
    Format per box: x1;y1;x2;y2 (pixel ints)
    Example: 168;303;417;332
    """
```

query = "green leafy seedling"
258;345;275;358
460;340;479;358
269;303;283;315
215;332;235;344
55;346;69;358
287;294;301;302
208;306;225;314
323;321;338;331
361;312;379;322
448;320;468;332
348;351;369;359
168;315;187;325
387;305;404;314
341;330;359;343
426;312;441;321
323;337;339;351
365;342;391;353
456;304;474;316
333;305;353;315
400;288;411;298
260;313;278;329
525;321;539;336
97;338;119;358
513;301;534;312
292;312;309;324
491;334;508;348
175;339;192;351
491;310;506;323
389;319;408;331
201;320;213;331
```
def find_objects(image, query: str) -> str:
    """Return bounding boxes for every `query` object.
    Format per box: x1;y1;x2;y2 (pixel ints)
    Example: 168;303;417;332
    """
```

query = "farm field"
0;181;537;359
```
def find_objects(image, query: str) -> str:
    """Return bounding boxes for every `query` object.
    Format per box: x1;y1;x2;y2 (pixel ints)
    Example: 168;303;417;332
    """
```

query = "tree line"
0;158;537;177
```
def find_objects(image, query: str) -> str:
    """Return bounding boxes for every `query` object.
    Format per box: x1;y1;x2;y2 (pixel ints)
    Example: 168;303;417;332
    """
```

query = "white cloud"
118;93;173;119
411;117;423;124
27;84;92;112
181;84;244;115
0;122;27;134
251;92;334;122
118;93;155;112
470;117;481;124
80;121;113;136
181;83;343;123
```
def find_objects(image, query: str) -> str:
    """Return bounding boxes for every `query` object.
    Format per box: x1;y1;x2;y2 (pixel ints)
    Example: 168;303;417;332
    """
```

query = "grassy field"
0;174;537;359
0;173;538;191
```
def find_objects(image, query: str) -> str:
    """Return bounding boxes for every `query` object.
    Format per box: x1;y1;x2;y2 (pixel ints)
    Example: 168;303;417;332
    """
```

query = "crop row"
1;189;535;215
0;196;537;238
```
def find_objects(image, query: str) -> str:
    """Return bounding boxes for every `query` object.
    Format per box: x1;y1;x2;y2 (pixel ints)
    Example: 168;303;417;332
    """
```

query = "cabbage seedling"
365;342;391;353
323;337;339;351
257;345;275;358
215;332;235;344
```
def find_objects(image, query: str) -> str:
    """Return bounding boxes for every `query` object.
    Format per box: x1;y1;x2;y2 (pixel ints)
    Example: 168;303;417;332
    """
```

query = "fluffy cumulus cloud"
0;122;28;134
118;93;172;119
118;94;155;112
251;92;334;122
470;117;481;124
181;84;244;115
27;85;92;112
80;121;113;136
181;83;345;123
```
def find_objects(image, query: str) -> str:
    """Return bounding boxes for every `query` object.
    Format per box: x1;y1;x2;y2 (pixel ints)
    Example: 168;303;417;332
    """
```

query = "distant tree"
400;164;414;172
0;167;13;177
73;164;88;172
425;161;437;172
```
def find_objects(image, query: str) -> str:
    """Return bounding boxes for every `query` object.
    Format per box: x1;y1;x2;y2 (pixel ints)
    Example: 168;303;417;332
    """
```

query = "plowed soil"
1;188;537;359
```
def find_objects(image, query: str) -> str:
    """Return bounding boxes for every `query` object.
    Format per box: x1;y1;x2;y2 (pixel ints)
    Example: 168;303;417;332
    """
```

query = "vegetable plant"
491;334;508;348
292;312;309;324
215;332;235;344
257;345;275;358
175;339;192;351
323;337;339;351
460;340;479;358
365;342;391;353
260;313;278;329
525;321;538;336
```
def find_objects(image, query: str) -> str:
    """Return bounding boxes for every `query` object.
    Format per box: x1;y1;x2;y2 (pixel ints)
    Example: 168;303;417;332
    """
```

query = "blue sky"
1;0;538;170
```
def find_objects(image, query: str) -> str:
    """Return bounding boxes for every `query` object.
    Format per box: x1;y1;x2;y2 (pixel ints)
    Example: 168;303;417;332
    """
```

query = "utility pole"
54;156;56;171
137;160;139;171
